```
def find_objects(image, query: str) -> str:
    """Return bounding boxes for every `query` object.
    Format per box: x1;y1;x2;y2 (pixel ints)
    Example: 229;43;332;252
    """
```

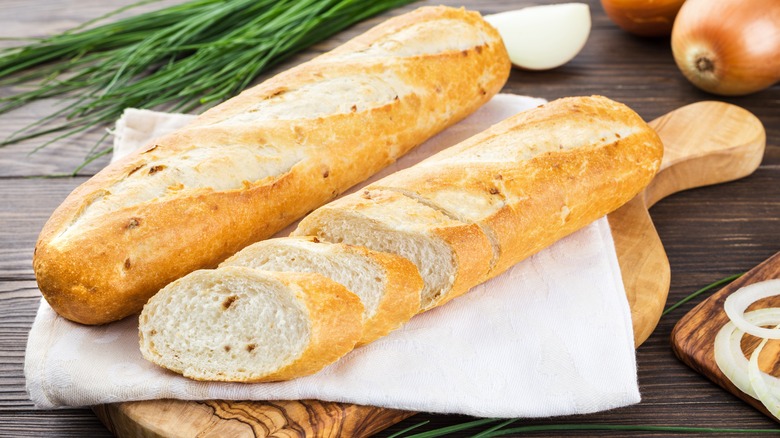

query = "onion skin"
600;0;684;37
672;0;780;96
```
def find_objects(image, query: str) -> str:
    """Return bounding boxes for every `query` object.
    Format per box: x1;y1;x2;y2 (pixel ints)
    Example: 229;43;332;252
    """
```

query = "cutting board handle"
644;101;766;208
613;101;765;346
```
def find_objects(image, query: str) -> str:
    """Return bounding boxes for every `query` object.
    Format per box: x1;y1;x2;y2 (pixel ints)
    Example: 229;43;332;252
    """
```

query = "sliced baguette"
292;189;493;310
296;96;663;312
220;236;422;344
139;267;363;382
368;95;664;278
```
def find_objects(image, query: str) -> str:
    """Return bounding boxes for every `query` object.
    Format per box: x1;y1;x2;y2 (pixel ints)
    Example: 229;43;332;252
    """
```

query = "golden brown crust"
354;247;423;344
426;224;493;309
33;6;510;325
257;271;364;382
141;96;662;383
368;96;664;282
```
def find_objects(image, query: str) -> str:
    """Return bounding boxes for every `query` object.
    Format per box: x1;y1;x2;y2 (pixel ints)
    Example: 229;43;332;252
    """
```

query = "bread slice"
220;236;423;344
139;267;363;382
293;189;493;310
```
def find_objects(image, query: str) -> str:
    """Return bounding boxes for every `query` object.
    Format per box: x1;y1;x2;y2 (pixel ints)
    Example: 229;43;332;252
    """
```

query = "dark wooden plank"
0;280;110;438
0;177;85;280
0;281;40;411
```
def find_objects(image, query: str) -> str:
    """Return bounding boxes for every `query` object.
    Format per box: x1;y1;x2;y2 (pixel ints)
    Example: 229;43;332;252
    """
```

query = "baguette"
139;96;663;382
139;267;363;382
295;95;664;307
33;6;510;325
219;236;423;344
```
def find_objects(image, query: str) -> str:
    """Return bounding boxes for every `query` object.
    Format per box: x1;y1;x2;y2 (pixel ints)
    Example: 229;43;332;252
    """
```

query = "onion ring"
724;279;780;339
714;279;780;420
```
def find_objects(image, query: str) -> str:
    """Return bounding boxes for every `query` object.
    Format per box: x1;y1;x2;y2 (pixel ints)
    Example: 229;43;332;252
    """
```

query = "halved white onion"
484;3;591;70
724;279;780;339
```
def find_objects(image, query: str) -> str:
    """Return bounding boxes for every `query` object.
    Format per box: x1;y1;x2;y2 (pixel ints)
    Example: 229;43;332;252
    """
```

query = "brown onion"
672;0;780;96
600;0;684;37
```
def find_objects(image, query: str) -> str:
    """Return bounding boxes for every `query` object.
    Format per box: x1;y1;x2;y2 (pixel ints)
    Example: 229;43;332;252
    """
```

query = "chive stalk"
662;273;744;316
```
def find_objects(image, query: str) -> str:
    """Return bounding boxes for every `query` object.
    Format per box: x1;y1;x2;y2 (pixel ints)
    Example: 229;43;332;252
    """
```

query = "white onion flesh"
713;279;780;420
724;279;780;339
714;308;780;399
484;3;591;70
748;332;780;419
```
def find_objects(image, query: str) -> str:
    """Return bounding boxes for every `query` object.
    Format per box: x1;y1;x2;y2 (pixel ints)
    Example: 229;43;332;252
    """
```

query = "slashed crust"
368;96;664;280
33;6;510;324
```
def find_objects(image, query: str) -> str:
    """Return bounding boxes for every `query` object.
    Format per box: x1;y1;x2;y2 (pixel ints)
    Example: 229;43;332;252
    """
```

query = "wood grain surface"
1;0;779;437
93;399;415;438
671;252;780;422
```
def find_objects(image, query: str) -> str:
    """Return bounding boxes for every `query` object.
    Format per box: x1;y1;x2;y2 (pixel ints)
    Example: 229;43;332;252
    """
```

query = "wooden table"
1;0;778;436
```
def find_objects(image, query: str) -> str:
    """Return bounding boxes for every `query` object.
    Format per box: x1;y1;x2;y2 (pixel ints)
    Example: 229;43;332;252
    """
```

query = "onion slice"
748;331;780;418
714;308;780;399
724;279;780;339
714;279;780;421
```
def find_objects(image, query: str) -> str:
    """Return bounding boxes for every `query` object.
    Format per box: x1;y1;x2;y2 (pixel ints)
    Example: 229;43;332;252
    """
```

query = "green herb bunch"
0;0;415;172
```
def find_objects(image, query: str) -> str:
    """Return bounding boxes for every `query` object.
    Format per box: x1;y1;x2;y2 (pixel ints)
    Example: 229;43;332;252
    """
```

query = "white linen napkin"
25;94;640;416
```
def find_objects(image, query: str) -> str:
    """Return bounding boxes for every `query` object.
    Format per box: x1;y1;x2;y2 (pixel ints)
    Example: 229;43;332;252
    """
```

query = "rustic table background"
1;0;778;436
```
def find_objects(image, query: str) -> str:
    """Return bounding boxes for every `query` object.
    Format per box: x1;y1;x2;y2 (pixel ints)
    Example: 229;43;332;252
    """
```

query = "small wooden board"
671;252;780;422
94;101;766;437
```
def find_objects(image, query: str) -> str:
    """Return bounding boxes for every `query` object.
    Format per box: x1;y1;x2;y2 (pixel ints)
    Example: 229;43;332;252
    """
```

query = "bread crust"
33;6;510;324
140;96;663;383
350;245;424;344
258;271;364;382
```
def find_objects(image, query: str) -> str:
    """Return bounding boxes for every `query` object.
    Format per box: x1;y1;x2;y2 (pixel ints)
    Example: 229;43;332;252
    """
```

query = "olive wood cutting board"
93;101;766;437
671;252;780;422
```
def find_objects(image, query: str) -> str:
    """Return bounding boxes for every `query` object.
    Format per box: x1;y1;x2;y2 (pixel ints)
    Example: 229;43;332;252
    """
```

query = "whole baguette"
295;95;664;308
33;6;510;325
